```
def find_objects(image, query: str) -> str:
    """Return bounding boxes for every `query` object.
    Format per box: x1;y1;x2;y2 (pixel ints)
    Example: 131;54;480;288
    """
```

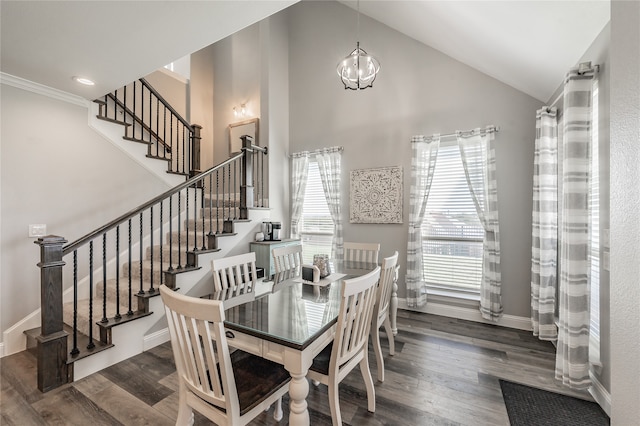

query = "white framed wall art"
350;166;403;224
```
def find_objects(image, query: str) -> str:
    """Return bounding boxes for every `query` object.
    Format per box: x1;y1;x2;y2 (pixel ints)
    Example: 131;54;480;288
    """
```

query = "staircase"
28;78;270;392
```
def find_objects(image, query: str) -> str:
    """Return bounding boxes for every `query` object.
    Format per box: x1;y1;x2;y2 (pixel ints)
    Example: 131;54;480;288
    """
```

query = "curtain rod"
548;61;600;110
290;146;343;158
417;125;499;142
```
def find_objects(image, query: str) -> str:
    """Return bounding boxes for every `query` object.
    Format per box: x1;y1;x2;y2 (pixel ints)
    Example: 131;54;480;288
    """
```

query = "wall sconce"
233;103;247;118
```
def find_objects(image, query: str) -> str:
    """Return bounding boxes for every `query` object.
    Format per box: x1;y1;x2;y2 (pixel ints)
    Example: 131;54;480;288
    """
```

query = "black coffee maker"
262;221;282;241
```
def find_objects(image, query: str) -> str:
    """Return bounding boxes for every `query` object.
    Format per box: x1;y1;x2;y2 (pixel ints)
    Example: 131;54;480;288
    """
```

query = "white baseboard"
0;342;5;358
398;297;532;331
143;328;170;351
589;370;611;417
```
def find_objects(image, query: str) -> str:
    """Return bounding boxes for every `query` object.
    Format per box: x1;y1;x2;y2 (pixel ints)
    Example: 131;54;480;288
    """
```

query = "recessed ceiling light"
72;76;95;86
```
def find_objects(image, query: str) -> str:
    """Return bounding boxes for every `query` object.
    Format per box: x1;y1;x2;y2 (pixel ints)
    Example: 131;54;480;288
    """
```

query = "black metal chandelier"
336;0;380;90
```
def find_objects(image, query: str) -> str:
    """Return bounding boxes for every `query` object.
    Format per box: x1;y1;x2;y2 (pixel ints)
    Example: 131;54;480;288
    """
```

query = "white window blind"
421;142;484;294
300;160;334;264
589;82;601;360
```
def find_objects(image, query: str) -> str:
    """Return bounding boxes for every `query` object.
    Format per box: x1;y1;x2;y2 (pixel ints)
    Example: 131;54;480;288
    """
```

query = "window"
300;160;333;264
421;142;484;295
589;81;601;365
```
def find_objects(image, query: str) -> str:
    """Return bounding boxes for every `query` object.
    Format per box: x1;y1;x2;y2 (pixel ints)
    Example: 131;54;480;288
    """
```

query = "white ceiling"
1;1;609;102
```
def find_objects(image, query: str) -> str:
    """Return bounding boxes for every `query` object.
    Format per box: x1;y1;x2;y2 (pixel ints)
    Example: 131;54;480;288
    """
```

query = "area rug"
499;379;609;426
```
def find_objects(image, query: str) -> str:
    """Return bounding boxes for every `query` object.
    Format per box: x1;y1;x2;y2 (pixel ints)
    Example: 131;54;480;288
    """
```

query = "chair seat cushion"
230;350;291;416
309;342;333;376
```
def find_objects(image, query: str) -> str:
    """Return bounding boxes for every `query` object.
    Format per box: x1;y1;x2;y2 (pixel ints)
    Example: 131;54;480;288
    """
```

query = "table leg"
390;276;398;336
288;371;310;426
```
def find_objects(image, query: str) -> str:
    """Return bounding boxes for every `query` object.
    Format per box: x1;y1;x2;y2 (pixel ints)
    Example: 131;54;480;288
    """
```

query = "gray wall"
0;84;169;337
287;1;542;318
610;0;640;422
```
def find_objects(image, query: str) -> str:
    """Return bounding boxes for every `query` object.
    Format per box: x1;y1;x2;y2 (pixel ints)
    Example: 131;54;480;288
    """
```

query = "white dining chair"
371;251;399;382
160;285;290;425
211;252;257;294
272;244;304;273
343;241;380;270
307;266;381;426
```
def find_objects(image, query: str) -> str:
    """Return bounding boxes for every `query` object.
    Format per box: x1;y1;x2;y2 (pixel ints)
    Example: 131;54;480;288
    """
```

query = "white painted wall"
0;83;170;343
287;1;542;319
610;0;640;422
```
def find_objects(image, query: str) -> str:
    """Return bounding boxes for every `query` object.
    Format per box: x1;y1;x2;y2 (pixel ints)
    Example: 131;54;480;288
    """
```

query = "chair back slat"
375;252;399;320
333;267;381;368
160;286;241;416
272;244;303;273
343;242;380;270
212;252;257;295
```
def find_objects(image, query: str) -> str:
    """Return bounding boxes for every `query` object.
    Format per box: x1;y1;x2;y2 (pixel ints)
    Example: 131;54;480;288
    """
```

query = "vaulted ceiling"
1;1;609;102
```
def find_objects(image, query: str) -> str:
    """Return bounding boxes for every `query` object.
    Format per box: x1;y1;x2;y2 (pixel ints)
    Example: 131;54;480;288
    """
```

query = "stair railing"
96;78;201;177
34;136;267;392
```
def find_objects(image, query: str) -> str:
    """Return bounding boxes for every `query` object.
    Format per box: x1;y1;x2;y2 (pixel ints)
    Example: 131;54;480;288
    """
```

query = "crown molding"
1;72;90;108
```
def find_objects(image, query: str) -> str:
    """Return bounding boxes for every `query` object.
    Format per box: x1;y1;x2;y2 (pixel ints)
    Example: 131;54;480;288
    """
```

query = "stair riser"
184;218;226;233
63;300;131;341
145;246;188;264
123;262;170;284
166;231;217;249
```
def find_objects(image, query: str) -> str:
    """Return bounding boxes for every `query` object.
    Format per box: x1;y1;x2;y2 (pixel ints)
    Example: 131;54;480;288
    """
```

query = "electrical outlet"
29;224;46;238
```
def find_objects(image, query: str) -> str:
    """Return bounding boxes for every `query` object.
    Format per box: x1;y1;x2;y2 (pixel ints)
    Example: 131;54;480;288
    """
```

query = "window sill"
425;287;480;304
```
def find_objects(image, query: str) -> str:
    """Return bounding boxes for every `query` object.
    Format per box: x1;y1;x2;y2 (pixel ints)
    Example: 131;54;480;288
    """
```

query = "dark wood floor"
1;310;595;425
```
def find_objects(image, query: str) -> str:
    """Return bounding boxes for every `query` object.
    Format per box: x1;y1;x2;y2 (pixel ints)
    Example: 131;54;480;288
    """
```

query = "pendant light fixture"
336;0;380;90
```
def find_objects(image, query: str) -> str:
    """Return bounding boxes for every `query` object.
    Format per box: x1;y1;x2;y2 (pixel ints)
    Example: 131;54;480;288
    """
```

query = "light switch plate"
29;224;46;238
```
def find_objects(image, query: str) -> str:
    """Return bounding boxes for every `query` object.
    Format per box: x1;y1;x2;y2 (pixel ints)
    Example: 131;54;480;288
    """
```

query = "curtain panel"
457;130;502;320
290;153;309;239
406;135;440;308
531;107;559;341
316;149;344;270
556;67;596;389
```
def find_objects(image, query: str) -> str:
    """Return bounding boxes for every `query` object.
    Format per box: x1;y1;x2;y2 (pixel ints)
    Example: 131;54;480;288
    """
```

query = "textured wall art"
350;166;403;224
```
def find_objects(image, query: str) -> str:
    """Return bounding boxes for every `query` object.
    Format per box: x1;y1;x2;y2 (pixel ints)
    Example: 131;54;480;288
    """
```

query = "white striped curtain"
316;148;344;270
290;153;309;239
531;107;559;341
556;67;596;389
458;130;502;320
406;135;440;308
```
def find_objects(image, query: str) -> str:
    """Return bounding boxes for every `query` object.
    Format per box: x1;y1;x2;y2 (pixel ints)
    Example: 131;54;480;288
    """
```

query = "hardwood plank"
30;386;121;425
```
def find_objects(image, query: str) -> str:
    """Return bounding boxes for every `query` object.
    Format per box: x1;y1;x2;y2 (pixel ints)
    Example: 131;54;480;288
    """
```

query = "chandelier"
336;1;380;90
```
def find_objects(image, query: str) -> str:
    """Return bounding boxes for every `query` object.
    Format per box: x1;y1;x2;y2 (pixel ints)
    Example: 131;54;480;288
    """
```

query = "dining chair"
272;244;304;274
343;241;380;269
371;251;399;382
307;266;381;426
159;285;290;425
211;252;257;294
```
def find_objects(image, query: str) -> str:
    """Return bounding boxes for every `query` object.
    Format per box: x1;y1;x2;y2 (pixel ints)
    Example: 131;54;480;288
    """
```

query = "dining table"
207;265;372;426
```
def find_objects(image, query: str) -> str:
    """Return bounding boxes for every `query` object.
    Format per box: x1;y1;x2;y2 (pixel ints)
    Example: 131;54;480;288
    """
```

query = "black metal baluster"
123;85;128;136
203;174;210;250
186;185;190;254
148;88;152;144
87;241;95;349
168;194;174;271
233;161;237;219
133;81;137;140
163;106;167;160
216;170;220;233
149;205;155;293
115;226;121;320
170;115;174;173
182;126;186;175
228;165;232;220
101;233;108;323
138;212;144;295
160;200;164;284
176;120;180;174
262;152;265;207
127;219;133;315
177;192;182;269
155;98;160;157
141;85;145;142
113;89;118;121
71;250;79;356
193;183;198;251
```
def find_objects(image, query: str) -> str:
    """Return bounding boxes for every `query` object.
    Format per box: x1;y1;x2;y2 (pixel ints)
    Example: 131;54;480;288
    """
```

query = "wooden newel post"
35;235;70;392
190;124;202;178
240;135;255;220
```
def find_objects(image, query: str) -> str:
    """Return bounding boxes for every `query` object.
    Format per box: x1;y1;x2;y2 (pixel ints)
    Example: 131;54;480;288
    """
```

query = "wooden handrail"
139;78;193;132
63;152;243;255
